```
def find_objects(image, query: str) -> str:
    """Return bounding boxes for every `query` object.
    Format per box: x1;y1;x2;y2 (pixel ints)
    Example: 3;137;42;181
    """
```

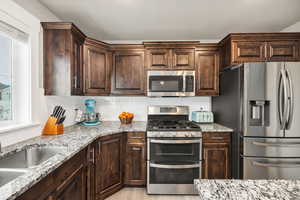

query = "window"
0;21;30;128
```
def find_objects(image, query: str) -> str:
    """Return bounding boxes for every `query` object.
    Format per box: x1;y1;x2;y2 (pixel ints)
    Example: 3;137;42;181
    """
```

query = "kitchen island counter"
194;179;300;200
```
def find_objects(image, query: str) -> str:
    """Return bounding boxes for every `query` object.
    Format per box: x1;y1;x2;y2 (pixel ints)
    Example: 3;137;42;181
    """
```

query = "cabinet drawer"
53;149;86;185
203;132;231;143
127;132;145;143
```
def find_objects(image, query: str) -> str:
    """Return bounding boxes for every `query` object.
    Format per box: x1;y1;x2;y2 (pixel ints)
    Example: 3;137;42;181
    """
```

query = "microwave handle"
183;75;186;92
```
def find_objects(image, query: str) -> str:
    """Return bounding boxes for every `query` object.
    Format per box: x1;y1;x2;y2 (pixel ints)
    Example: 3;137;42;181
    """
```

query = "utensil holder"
42;117;64;135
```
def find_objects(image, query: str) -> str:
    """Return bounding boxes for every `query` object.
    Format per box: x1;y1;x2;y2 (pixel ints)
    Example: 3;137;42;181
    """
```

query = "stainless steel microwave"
147;71;195;97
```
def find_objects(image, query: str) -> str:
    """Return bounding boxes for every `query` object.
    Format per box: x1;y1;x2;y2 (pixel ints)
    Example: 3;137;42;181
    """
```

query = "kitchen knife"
51;106;59;117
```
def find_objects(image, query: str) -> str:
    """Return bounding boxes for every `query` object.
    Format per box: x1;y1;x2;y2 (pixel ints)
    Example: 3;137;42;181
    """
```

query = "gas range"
146;105;202;195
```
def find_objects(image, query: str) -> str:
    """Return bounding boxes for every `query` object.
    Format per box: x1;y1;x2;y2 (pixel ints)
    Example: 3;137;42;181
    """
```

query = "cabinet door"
124;143;146;186
55;165;86;200
146;49;171;70
87;143;96;200
84;44;111;95
71;35;84;95
267;41;299;61
196;51;219;96
96;134;123;199
232;41;266;64
112;51;145;95
172;49;195;69
203;143;230;179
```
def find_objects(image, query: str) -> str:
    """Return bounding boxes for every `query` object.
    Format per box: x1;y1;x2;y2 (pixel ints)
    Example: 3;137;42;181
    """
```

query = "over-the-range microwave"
147;71;195;97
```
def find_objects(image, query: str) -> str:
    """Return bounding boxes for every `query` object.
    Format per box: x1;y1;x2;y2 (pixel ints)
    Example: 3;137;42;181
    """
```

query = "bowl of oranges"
118;112;134;124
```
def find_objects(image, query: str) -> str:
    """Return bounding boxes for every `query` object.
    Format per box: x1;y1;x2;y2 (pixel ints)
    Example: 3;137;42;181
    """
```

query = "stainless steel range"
146;105;202;195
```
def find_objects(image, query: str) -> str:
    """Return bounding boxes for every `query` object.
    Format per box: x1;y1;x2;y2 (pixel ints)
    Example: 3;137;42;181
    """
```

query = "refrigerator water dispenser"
249;100;270;126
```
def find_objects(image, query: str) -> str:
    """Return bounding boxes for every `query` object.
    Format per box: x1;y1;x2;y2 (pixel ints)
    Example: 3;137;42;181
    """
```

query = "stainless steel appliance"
147;71;195;97
212;62;300;179
147;105;202;195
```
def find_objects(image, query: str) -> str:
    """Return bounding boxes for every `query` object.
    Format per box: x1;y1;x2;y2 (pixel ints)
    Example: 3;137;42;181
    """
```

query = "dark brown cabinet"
232;41;266;63
111;50;145;95
202;132;231;179
42;22;86;96
220;33;300;68
96;134;124;199
124;132;146;186
267;41;299;61
54;166;86;200
146;48;171;70
172;48;195;69
195;47;220;96
144;42;197;70
84;38;111;96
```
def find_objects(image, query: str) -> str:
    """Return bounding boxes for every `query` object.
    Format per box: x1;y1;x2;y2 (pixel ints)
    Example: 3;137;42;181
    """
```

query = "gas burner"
147;119;201;131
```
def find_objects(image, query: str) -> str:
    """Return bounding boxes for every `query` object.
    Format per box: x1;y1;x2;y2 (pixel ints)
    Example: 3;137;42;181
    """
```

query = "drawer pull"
132;147;141;151
211;136;225;140
129;136;144;139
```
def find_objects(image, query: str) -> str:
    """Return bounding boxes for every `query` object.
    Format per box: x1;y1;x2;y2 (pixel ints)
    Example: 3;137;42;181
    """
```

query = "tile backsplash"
46;96;211;125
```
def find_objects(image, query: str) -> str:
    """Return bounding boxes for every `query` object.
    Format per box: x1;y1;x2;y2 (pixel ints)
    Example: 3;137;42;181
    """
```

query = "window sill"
0;123;40;134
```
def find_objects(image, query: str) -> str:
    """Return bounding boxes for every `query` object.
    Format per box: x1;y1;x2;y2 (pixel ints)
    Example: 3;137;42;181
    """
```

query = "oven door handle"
149;163;201;169
252;161;300;168
150;139;201;144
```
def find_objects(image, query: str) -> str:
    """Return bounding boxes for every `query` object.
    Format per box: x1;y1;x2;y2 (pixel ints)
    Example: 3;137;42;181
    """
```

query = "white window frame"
0;22;31;130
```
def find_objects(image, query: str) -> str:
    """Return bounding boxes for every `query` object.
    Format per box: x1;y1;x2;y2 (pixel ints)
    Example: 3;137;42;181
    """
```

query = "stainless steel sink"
0;146;66;169
0;169;26;187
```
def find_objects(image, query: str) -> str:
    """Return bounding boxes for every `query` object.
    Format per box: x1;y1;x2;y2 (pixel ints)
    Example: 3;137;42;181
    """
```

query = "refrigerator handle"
278;70;284;129
285;68;294;130
279;69;289;130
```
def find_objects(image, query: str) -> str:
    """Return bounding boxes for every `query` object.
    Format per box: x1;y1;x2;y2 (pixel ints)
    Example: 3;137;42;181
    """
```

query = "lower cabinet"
202;132;231;179
95;134;124;200
124;132;146;186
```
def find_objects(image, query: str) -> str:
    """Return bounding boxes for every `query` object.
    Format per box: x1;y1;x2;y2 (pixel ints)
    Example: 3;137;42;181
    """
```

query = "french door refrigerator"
212;62;300;179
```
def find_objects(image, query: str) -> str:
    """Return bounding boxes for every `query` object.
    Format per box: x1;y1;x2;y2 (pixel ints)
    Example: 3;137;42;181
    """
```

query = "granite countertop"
195;179;300;200
0;121;146;200
0;121;232;200
198;123;234;132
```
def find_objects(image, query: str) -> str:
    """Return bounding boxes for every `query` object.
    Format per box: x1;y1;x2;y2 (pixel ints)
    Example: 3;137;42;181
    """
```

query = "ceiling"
36;0;300;41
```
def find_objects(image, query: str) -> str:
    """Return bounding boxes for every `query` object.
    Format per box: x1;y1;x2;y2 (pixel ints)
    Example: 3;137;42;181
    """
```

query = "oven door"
147;161;201;194
148;138;201;162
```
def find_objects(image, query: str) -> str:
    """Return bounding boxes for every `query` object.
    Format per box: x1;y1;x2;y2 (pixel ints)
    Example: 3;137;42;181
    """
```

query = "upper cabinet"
42;22;86;96
144;41;197;70
220;33;300;69
146;48;171;70
84;38;111;96
195;44;220;96
111;45;145;96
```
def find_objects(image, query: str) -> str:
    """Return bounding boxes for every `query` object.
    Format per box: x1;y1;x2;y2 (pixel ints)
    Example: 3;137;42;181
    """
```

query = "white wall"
281;21;300;32
0;0;211;147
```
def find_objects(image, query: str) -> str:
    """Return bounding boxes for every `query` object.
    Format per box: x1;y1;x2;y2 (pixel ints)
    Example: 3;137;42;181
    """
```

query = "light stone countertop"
0;121;232;200
0;121;146;200
195;179;300;200
198;123;234;132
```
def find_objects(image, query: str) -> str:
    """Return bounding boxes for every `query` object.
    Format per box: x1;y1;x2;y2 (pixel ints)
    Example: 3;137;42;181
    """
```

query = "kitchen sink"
0;169;26;187
0;146;66;169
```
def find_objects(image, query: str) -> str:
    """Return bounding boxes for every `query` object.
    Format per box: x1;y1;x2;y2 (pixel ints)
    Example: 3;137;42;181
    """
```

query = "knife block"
42;116;64;135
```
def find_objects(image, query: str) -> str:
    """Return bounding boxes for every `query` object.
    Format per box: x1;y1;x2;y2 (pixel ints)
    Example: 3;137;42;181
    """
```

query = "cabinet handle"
98;142;101;154
132;147;141;151
74;75;77;88
89;148;95;164
211;136;225;140
130;136;143;139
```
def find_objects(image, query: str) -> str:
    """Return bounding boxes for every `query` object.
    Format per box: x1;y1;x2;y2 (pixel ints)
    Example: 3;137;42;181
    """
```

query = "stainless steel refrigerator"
212;62;300;179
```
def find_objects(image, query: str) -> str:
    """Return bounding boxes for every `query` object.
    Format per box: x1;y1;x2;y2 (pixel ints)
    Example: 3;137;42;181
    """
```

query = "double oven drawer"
148;138;202;162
